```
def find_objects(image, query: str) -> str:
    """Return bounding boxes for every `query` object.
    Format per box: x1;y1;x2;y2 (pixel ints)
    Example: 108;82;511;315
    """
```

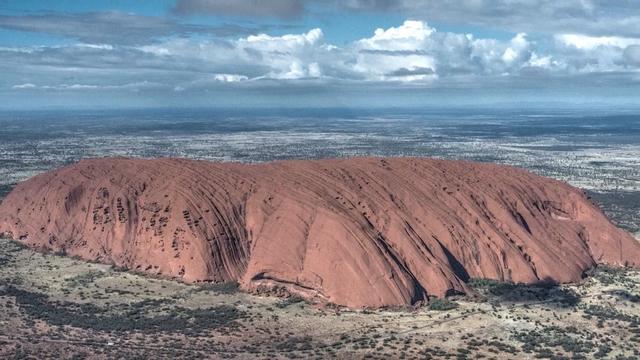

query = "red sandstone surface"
1;157;638;308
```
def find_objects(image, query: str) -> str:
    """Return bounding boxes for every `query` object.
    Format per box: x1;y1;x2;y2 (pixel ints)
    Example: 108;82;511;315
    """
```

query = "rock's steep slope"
1;157;638;308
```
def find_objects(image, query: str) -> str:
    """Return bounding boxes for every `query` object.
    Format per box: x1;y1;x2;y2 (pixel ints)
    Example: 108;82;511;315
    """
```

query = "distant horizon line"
2;102;640;113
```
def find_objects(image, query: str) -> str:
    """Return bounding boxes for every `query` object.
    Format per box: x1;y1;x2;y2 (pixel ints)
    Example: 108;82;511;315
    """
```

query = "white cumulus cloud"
8;19;640;93
556;34;640;50
213;74;249;82
11;83;37;89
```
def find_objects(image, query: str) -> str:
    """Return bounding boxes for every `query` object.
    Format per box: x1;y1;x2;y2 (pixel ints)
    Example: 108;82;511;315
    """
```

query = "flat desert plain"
1;237;639;359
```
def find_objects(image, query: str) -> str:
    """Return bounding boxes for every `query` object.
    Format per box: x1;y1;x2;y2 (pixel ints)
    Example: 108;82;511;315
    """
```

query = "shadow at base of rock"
586;190;640;234
467;278;581;307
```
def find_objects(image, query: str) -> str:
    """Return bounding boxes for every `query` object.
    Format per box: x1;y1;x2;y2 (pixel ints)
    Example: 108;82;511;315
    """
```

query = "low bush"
467;278;580;306
427;297;458;311
0;284;246;334
195;281;239;294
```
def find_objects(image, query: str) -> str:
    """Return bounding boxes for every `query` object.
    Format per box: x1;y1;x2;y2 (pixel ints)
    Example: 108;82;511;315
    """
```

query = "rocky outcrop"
1;157;638;308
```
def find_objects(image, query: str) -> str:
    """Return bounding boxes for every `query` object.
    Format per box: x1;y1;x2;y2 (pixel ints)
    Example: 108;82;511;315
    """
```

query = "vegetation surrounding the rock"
427;297;459;311
1;237;639;359
468;278;581;306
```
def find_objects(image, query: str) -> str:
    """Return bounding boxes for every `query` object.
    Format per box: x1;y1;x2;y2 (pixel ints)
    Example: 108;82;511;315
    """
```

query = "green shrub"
195;281;239;294
427;297;458;311
0;284;245;333
276;295;306;308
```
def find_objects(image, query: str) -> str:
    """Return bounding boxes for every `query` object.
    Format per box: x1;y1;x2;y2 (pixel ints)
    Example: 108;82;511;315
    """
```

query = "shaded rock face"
1;157;638;308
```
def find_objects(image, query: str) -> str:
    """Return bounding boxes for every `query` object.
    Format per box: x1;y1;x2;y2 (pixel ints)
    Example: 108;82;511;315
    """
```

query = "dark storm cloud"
172;0;304;19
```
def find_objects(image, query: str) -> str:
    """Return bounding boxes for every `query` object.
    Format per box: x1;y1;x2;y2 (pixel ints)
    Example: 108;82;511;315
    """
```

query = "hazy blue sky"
1;0;639;109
